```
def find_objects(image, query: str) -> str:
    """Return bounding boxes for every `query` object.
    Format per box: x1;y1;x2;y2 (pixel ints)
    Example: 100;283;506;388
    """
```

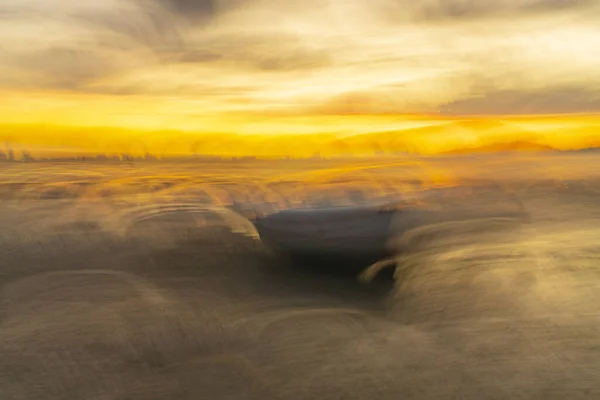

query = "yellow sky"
1;0;600;156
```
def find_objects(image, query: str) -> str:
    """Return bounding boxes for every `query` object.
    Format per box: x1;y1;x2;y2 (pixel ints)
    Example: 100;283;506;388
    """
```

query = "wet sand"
2;155;600;399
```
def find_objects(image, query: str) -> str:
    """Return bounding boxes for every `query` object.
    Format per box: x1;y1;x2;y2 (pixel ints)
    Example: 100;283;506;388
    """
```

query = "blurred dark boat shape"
253;205;396;269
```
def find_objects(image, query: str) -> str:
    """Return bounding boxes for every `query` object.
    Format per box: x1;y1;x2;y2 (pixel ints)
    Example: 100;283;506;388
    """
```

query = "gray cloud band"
388;0;595;21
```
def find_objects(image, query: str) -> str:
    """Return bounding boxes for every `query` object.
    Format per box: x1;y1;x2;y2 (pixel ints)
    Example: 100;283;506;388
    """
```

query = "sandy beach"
2;154;600;399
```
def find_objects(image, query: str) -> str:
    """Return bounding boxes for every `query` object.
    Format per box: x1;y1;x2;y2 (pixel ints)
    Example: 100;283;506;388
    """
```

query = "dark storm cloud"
392;0;595;21
439;86;600;115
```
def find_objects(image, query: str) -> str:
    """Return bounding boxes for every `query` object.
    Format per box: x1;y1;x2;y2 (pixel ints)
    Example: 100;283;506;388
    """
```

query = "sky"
1;0;600;155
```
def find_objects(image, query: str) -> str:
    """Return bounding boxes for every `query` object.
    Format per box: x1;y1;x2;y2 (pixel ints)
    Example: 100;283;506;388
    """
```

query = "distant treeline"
2;143;598;163
0;150;156;163
0;150;329;163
